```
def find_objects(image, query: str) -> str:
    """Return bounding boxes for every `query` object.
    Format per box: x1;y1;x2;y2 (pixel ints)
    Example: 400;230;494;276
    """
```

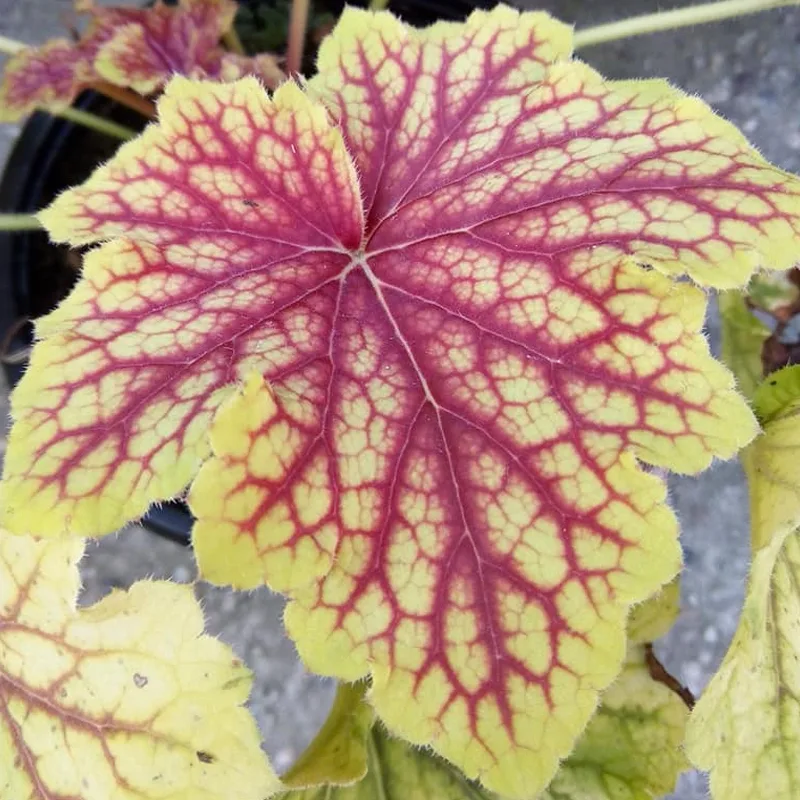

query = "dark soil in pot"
0;0;491;546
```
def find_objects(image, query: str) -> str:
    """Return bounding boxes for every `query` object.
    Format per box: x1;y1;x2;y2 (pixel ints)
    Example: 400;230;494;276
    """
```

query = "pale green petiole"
54;107;136;140
574;0;799;50
0;33;26;55
0;214;42;232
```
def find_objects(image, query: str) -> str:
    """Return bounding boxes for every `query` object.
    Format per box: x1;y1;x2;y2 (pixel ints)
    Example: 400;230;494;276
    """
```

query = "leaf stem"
573;0;799;49
286;0;310;75
644;644;696;709
222;27;246;55
0;213;42;231
0;33;26;55
90;80;156;118
369;0;390;9
54;106;136;140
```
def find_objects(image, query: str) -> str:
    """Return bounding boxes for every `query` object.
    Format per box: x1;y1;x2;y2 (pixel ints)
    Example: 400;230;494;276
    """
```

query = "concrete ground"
2;0;800;796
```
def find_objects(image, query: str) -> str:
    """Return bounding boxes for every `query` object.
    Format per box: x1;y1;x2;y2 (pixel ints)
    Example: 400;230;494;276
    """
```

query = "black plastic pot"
0;0;492;548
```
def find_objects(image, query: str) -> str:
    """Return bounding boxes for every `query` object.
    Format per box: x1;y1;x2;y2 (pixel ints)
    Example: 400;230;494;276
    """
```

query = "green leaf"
719;290;770;400
627;578;681;644
751;364;800;425
541;644;689;800
282;724;496;800
687;368;800;799
282;682;374;789
745;366;800;550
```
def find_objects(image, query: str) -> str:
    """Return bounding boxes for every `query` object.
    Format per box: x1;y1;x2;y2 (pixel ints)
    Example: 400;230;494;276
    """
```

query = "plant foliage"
3;3;800;799
0;0;282;121
686;366;800;799
281;587;689;800
0;528;277;800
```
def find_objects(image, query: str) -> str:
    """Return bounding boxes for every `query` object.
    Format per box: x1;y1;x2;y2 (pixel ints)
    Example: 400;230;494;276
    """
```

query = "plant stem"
644;644;696;709
90;80;156;118
0;34;26;55
574;0;799;49
0;214;42;231
369;0;390;9
222;27;246;55
55;106;136;140
286;0;310;75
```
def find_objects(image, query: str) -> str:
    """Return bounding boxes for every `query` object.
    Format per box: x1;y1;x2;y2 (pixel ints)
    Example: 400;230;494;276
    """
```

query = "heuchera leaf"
6;4;800;794
752;363;800;426
284;597;688;800
0;528;279;800
0;0;282;121
626;577;680;644
283;721;496;800
90;0;255;96
718;290;770;400
686;366;800;799
87;0;282;93
745;366;800;550
540;643;689;800
0;39;92;121
283;646;688;800
282;682;374;789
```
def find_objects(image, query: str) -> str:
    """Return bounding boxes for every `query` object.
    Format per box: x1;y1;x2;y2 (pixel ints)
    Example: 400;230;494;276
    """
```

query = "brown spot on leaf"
133;673;148;688
197;750;214;764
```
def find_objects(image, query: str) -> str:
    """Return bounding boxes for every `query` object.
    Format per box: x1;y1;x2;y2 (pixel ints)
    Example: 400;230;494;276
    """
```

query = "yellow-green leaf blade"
282;642;689;800
687;367;800;799
627;578;681;644
282;682;374;789
281;718;497;800
0;529;279;800
686;527;800;800
752;363;800;425
542;644;689;800
745;367;800;549
718;290;770;400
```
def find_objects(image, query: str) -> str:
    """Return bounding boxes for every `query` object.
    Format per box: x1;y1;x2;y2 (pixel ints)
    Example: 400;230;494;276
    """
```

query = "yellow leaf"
0;529;279;800
687;366;800;799
718;291;770;400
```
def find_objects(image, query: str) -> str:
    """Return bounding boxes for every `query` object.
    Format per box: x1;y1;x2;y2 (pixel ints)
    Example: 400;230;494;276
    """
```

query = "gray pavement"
2;0;800;795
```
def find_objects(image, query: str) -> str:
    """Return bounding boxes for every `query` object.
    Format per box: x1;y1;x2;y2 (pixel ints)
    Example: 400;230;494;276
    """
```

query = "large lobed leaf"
283;617;690;800
0;0;281;121
0;528;278;800
686;366;800;799
5;5;800;796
